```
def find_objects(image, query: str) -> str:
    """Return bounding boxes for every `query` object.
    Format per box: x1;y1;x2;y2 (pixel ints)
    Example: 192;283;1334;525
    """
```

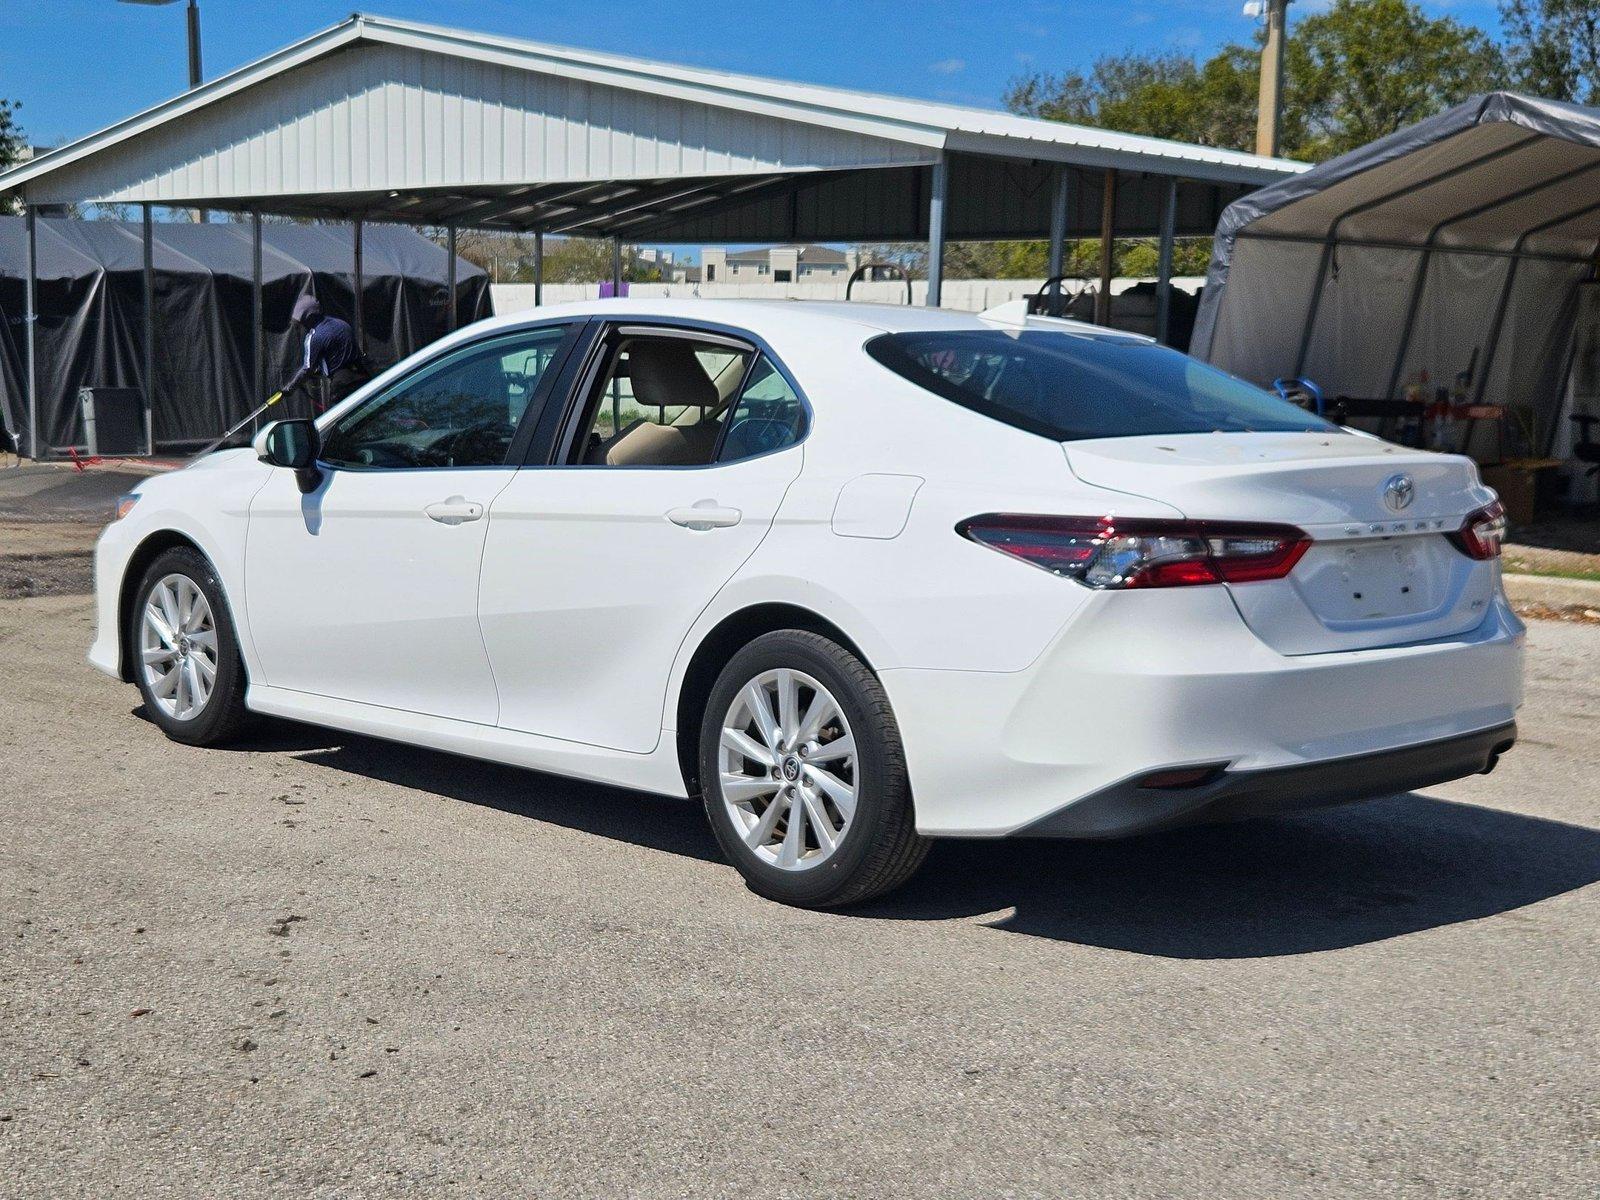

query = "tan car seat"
600;340;726;466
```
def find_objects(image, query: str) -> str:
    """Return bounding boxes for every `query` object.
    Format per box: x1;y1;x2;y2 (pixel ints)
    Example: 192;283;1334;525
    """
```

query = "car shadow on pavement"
286;726;725;864
243;718;1600;960
862;794;1600;957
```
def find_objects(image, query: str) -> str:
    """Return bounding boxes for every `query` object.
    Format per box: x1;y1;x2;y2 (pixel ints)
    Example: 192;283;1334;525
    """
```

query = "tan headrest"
625;340;717;409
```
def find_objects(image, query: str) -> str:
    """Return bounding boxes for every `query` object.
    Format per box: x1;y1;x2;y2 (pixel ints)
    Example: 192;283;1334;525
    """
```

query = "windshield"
865;329;1337;441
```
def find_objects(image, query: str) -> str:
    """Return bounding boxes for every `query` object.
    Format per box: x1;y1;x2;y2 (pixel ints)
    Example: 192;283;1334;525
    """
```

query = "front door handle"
666;502;742;531
424;496;485;526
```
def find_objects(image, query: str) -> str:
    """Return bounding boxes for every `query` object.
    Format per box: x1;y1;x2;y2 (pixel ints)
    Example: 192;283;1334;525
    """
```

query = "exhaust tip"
1136;764;1227;791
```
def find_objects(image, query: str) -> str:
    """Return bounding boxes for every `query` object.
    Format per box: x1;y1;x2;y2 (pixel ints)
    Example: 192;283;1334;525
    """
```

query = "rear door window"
865;329;1336;441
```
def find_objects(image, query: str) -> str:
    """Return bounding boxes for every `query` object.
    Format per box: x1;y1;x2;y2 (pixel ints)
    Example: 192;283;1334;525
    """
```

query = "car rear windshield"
865;329;1337;441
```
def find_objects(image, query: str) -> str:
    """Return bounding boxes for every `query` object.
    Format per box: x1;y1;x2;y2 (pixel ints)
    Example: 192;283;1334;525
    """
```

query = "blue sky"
2;0;1509;148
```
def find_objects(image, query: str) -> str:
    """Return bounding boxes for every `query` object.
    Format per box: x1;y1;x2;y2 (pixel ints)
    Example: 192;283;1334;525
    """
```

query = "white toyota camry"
91;298;1524;907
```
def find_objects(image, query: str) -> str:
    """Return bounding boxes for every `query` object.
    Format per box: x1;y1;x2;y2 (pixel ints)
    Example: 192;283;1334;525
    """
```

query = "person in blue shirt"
281;295;369;415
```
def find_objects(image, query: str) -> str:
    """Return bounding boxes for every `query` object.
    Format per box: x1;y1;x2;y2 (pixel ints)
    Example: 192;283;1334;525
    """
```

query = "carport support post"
533;229;544;307
1095;169;1117;326
23;204;38;460
141;204;156;456
445;224;458;333
611;236;623;293
926;153;948;308
250;211;264;416
1046;166;1069;317
352;217;365;353
1156;178;1179;346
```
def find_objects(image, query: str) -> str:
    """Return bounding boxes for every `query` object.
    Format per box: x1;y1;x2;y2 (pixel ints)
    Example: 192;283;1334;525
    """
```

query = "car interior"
577;335;755;467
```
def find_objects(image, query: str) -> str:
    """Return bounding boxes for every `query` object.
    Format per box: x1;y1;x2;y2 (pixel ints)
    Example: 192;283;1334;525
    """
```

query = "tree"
0;99;24;216
1288;0;1505;159
1004;0;1503;162
1501;0;1600;104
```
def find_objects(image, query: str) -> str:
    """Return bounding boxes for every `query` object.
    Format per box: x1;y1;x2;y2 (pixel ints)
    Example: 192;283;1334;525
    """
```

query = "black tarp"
0;217;491;455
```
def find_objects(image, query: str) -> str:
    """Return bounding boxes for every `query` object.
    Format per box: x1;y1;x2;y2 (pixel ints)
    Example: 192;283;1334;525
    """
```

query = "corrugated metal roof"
0;13;1306;216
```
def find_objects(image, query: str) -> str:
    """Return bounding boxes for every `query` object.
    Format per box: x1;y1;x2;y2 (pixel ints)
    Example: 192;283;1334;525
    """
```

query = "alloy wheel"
718;668;858;871
139;573;219;721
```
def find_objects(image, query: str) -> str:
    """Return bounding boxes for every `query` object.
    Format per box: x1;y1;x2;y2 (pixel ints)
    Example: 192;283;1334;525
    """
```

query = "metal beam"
23;206;38;460
611;236;623;293
926;154;948;308
622;175;806;238
558;181;718;233
1046;165;1069;317
1095;169;1117;325
533;229;543;307
352;216;365;352
142;204;156;456
251;210;264;413
445;224;458;332
1156;178;1179;346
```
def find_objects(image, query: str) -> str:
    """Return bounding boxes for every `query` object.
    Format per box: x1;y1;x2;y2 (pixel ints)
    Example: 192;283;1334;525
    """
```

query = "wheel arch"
673;602;877;796
116;530;215;682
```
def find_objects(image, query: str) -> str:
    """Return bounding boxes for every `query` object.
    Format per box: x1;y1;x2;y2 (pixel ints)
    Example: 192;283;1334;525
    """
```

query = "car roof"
468;296;1112;339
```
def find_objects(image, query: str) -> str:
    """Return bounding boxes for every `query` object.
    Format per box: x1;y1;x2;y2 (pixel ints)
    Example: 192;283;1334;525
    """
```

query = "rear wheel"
129;546;251;747
699;631;928;908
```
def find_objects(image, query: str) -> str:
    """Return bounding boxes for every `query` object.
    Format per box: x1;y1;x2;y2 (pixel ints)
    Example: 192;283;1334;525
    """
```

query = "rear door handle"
424;496;485;526
666;502;742;531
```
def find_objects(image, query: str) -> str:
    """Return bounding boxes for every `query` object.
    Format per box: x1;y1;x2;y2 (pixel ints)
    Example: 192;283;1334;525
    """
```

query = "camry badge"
1382;474;1415;512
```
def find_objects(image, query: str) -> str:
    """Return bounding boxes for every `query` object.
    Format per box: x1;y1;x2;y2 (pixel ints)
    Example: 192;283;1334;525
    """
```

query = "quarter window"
321;325;570;469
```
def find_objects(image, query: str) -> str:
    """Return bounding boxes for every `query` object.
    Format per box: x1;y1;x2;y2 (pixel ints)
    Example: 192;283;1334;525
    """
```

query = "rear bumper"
882;586;1525;838
1016;722;1516;838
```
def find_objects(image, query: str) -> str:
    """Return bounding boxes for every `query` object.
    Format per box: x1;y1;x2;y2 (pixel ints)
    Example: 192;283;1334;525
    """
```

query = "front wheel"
699;631;929;908
129;546;251;747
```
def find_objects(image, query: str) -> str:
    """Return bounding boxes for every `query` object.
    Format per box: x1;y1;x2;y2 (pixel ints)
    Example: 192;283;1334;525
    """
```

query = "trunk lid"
1063;431;1500;654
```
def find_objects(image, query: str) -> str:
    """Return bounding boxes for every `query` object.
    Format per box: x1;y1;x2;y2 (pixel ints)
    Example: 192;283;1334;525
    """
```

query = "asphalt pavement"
1;560;1597;1196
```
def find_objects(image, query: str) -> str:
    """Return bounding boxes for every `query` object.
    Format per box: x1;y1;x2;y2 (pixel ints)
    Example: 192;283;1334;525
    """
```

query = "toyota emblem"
1382;474;1415;512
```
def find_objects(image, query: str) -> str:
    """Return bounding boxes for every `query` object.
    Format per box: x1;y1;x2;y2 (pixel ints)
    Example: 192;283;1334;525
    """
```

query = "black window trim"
314;319;585;474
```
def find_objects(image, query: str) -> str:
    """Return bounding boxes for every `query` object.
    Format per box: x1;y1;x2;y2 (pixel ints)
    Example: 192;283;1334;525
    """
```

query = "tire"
128;546;252;747
699;630;929;908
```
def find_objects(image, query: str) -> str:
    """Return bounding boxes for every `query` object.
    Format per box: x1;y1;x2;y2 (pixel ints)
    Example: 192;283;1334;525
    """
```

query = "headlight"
113;493;141;521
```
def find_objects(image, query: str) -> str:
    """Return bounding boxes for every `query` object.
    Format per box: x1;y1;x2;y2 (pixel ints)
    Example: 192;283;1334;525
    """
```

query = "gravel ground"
1;588;1597;1198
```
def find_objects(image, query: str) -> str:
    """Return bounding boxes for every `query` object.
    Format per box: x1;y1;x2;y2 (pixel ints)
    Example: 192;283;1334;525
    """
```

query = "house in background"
700;244;857;284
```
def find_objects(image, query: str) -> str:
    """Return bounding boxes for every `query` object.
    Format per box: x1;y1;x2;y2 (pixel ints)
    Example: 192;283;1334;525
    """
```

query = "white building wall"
31;43;936;205
493;277;1205;315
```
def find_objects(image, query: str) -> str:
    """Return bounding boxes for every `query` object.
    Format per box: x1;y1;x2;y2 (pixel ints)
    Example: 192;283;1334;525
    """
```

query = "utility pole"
121;0;205;217
1253;0;1290;158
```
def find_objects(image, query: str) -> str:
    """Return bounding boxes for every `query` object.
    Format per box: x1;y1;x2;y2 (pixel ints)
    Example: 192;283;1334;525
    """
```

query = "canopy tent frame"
1196;92;1600;463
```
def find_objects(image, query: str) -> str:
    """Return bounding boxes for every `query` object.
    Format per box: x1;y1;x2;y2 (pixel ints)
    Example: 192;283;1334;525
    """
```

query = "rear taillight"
1448;501;1506;561
957;514;1311;590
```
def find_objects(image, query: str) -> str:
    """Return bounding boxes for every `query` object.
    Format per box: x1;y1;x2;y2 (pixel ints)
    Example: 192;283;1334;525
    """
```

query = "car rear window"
864;329;1336;441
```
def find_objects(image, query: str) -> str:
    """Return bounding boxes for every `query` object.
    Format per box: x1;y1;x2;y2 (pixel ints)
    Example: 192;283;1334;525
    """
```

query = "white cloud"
929;57;967;75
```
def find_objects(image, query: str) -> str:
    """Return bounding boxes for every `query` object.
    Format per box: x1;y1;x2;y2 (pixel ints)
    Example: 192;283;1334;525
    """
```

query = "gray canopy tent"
1194;92;1600;459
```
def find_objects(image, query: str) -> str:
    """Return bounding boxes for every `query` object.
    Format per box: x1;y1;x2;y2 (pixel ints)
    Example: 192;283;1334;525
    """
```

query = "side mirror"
253;420;323;493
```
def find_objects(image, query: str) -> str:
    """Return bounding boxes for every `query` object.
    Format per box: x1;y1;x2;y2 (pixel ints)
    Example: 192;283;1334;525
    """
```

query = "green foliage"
1004;0;1506;163
1289;0;1506;159
0;99;23;216
1500;0;1600;104
856;237;1210;282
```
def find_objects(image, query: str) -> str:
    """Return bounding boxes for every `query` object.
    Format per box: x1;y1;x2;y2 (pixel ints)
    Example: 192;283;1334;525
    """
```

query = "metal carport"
0;12;1302;459
1194;92;1600;461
